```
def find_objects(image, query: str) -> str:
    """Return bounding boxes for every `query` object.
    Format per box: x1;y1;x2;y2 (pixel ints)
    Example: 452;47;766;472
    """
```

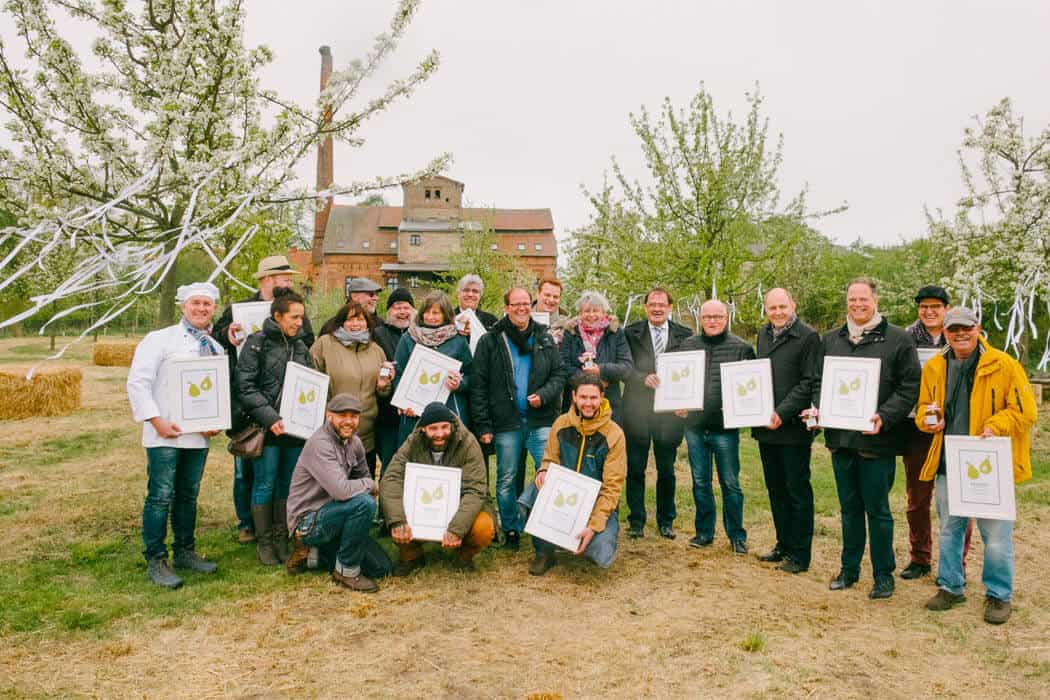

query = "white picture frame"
720;358;775;429
530;311;551;327
524;463;602;552
166;354;231;433
278;361;330;440
817;356;881;432
391;345;462;414
231;301;272;355
403;463;463;541
944;435;1016;520
917;348;940;369
653;350;705;412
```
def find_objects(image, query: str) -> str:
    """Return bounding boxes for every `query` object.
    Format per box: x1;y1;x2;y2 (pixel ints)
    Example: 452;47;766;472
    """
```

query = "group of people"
127;256;1036;626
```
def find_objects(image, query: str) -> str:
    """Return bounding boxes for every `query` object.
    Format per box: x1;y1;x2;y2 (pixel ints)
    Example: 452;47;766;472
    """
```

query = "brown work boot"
926;589;966;611
984;597;1011;625
393;556;426;577
251;504;279;566
331;567;379;593
286;533;310;575
272;500;290;564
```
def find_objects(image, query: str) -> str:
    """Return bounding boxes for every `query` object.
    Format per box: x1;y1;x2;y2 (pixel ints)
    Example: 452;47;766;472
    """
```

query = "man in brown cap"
285;393;392;591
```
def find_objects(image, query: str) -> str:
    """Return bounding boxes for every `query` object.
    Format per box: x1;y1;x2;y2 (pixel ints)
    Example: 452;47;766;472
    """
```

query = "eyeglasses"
507;302;531;308
701;315;727;320
918;304;944;311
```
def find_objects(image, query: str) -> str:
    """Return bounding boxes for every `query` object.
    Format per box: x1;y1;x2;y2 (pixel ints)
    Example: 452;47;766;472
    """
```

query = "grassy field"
1;335;1049;698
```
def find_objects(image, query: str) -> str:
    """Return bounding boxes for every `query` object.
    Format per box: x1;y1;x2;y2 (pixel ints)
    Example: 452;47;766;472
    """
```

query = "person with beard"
373;287;415;472
380;402;495;574
559;291;633;426
213;255;315;545
470;288;566;550
391;290;473;445
234;288;314;566
311;301;396;477
518;375;627;575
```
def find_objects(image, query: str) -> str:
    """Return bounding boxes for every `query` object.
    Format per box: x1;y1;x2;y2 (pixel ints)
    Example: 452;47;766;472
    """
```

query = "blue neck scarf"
182;319;219;356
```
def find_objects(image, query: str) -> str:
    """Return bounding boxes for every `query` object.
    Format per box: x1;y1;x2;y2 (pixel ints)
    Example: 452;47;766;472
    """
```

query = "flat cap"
914;285;950;305
326;393;363;413
944;307;979;328
346;277;382;293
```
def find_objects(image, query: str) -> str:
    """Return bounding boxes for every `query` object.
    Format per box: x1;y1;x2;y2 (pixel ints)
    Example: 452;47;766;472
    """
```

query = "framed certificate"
917;348;940;368
403;463;462;541
653;350;705;412
391;345;462;414
720;359;775;429
231;301;272;355
531;311;551;326
524;463;602;551
278;362;330;440
817;356;881;432
944;435;1016;520
167;354;231;433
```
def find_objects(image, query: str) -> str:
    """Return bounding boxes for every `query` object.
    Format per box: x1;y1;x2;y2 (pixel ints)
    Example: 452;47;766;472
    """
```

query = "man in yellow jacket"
915;308;1037;625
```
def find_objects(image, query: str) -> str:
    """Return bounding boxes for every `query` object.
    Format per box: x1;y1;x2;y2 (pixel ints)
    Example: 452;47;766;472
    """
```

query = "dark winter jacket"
751;319;821;446
214;291;315;354
679;329;756;432
813;317;921;456
470;319;566;436
559;319;634;423
234;317;314;447
372;316;407;433
622;319;693;443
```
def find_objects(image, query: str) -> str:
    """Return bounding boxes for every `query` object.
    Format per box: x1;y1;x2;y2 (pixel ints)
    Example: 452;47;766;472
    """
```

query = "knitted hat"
417;402;454;428
387;287;415;311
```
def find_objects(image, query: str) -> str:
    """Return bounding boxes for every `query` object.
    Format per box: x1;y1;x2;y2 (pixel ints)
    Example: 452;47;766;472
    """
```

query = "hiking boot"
900;562;931;580
331;568;379;593
731;540;748;555
450;557;477;572
757;546;785;563
238;528;256;544
147;557;183;590
688;535;713;549
627;524;645;539
984;597;1012;625
172;549;217;574
528;552;556;576
504;531;520;551
392;556;426;577
658;525;676;540
286;533;310;575
829;571;858;591
778;558;808;574
869;577;895;600
272;500;290;564
252;504;280;566
926;589;966;611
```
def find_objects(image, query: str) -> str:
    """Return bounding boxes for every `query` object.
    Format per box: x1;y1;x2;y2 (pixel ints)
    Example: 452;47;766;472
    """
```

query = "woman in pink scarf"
560;290;634;425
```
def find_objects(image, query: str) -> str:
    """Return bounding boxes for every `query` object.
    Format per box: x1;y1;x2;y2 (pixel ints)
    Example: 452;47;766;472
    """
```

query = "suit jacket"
622;319;693;443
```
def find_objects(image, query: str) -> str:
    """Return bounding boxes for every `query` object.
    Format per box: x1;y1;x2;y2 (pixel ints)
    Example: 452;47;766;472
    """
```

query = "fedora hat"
254;255;300;280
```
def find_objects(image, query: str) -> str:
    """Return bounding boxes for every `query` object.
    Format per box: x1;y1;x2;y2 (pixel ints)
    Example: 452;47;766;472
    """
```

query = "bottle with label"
924;402;941;426
804;404;818;429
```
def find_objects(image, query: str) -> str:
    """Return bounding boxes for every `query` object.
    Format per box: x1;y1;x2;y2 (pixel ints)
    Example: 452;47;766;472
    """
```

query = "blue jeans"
252;445;301;505
934;474;1014;601
298;494;384;572
684;428;746;543
518;482;620;568
493;423;550;533
233;456;254;531
142;447;208;562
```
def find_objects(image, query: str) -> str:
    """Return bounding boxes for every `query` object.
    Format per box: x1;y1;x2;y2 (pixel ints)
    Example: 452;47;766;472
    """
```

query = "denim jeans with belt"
518;482;620;568
142;446;208;562
252;445;301;505
493;423;550;533
298;493;387;573
831;449;896;580
934;474;1014;601
684;428;746;543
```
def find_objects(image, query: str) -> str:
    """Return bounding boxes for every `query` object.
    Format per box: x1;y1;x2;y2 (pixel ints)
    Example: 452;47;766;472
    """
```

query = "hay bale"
92;341;137;367
0;367;82;420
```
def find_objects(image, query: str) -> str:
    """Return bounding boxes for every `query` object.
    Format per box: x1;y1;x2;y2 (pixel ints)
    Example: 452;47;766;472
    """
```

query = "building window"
490;243;498;251
434;189;441;199
409;276;420;288
425;189;431;200
389;241;397;249
387;277;398;289
410;234;421;246
516;242;526;251
534;243;543;251
362;240;370;249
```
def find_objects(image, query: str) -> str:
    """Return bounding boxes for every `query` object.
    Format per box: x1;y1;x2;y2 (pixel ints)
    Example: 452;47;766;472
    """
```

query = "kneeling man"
381;402;495;574
520;375;627;575
286;394;392;592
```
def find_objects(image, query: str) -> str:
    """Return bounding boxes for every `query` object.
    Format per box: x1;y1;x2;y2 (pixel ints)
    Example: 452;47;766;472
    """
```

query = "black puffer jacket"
622;319;693;442
470;319;566;435
214;291;315;353
751;319;821;446
234;317;314;446
813;317;921;456
560;319;634;423
679;329;756;432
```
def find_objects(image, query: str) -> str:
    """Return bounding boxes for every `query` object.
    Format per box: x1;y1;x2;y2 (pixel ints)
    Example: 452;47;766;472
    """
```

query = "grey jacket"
287;422;375;531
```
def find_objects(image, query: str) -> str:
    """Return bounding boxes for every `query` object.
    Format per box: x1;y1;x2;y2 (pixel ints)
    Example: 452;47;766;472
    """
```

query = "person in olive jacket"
675;299;756;554
234;288;314;567
560;290;633;425
810;277;920;601
751;288;820;574
622;288;693;540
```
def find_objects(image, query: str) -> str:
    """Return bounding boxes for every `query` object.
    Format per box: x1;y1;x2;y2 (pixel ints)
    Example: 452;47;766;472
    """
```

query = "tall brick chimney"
311;45;334;269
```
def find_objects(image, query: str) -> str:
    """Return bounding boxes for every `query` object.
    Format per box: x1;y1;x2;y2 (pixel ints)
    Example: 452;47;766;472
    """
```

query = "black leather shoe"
627;525;645;539
504;531;520;551
731;540;748;555
777;558;808;574
756;547;784;563
688;535;713;549
900;562;931;580
658;525;676;540
869;577;895;600
829;571;859;590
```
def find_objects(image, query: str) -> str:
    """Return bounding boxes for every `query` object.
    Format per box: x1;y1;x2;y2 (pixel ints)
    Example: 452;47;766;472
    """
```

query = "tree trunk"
157;253;179;327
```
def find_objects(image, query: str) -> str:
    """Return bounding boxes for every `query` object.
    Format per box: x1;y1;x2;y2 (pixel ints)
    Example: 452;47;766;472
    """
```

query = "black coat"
813;317;921;456
470;320;566;435
234;318;314;446
679;330;756;432
559;321;634;422
751;320;821;446
622;319;693;443
372;320;406;429
214;291;315;353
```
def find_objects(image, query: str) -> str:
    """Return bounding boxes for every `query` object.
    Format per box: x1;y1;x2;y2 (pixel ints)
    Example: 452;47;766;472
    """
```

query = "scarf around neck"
496;315;535;355
771;314;798;340
333;327;370;347
847;312;883;344
182;318;219;356
408;321;458;348
578;317;610;354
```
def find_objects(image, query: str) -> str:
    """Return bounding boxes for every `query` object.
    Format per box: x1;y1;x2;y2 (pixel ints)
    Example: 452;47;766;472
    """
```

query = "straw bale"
0;366;82;419
92;342;137;367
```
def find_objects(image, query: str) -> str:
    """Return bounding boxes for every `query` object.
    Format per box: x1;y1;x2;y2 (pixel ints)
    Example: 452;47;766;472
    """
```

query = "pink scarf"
578;317;610;354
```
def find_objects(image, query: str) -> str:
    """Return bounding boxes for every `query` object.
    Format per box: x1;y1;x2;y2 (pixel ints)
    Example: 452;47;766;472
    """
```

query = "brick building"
290;47;557;299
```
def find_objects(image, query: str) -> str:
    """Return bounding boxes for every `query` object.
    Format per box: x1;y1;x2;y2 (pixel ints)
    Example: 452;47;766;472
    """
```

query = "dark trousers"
299;494;388;573
831;449;896;580
902;430;935;566
757;442;814;567
375;422;400;479
232;456;254;532
625;432;680;529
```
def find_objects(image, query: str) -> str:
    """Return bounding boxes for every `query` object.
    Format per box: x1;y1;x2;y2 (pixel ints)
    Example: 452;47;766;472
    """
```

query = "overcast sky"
8;1;1050;249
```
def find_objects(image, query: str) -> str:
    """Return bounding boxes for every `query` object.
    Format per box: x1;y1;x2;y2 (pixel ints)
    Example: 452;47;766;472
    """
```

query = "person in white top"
127;282;225;589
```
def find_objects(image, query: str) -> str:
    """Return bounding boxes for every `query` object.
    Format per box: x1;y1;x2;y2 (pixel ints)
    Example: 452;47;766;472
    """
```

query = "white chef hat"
176;282;220;303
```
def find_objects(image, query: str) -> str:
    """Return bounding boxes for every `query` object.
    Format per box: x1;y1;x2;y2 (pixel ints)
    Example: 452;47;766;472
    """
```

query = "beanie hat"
417;402;454;428
387;287;415;311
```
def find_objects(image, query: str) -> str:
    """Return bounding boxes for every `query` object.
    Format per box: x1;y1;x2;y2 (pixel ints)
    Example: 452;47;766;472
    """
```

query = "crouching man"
380;402;495;575
519;375;627;575
286;394;392;592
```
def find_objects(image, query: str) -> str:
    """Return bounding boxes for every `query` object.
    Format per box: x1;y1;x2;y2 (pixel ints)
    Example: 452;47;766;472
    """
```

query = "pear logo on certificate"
544;484;585;535
180;368;219;421
665;362;693;401
413;478;450;529
720;359;773;429
944;435;1015;520
832;371;866;418
167;354;231;433
292;378;322;427
278;362;330;440
959;450;1000;505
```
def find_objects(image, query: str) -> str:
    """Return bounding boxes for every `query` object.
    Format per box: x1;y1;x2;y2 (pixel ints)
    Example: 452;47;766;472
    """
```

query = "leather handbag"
227;422;264;459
